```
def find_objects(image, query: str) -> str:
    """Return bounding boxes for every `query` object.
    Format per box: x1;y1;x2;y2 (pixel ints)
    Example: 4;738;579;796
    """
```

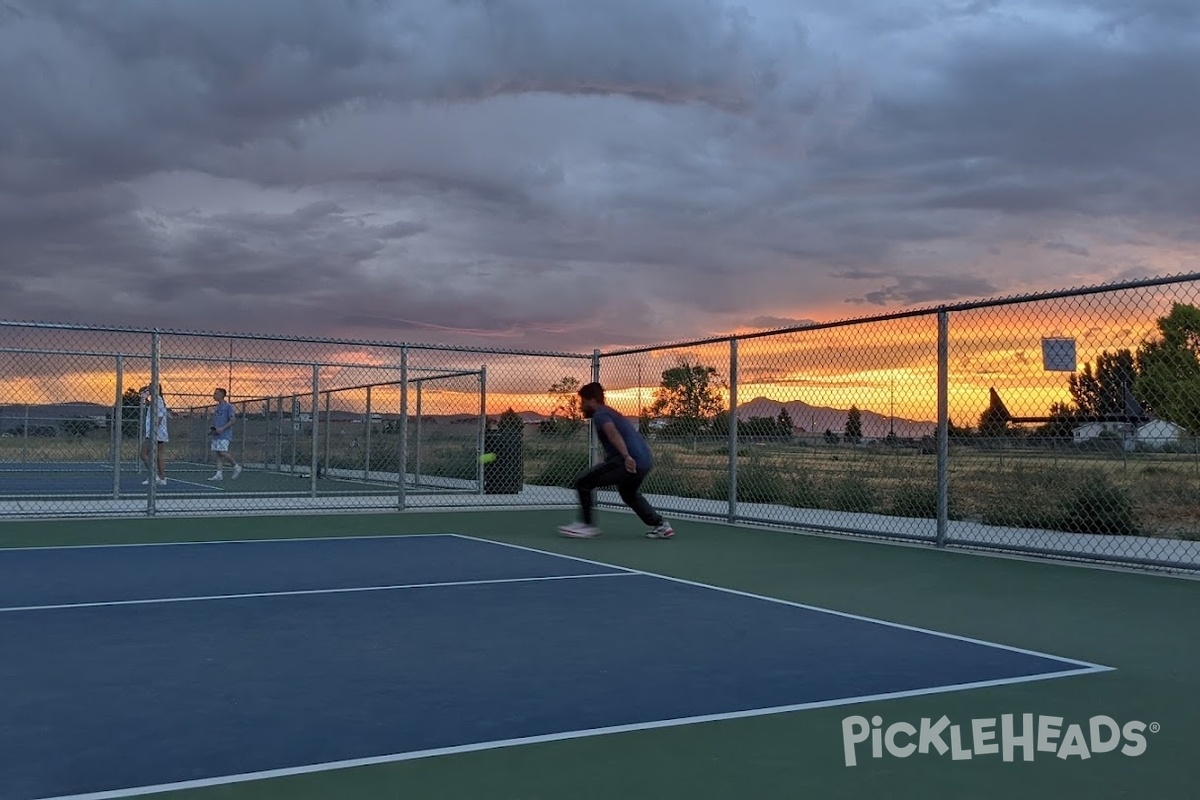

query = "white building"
1135;419;1186;451
1072;419;1188;451
1072;421;1132;446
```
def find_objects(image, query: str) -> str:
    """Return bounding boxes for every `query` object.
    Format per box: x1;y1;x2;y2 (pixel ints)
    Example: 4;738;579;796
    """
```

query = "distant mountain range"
1;398;935;439
730;396;935;439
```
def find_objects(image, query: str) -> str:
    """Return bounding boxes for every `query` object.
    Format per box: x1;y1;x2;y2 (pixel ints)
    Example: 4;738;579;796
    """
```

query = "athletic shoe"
232;464;242;479
558;522;600;539
208;472;223;481
646;522;674;539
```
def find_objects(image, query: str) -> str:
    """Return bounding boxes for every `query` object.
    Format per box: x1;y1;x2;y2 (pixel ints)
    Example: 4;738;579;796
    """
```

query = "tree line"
533;302;1200;443
976;302;1200;437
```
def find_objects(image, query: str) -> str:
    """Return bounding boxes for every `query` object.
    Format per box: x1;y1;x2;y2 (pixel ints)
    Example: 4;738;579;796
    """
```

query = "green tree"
947;417;972;438
649;358;725;435
121;388;142;436
709;410;732;437
541;376;584;437
497;407;524;431
978;404;1010;437
548;376;583;422
1035;401;1077;441
62;416;99;437
777;407;794;438
741;416;779;437
1135;303;1200;432
1069;349;1137;418
824;428;839;444
844;405;862;443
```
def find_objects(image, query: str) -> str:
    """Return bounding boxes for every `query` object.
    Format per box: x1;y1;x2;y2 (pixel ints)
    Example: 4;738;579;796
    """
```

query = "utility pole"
890;378;896;439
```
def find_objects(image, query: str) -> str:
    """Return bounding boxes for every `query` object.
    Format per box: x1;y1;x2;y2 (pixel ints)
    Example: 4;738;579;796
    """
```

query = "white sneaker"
232;464;242;479
646;522;675;539
156;478;168;486
558;522;600;539
208;473;223;481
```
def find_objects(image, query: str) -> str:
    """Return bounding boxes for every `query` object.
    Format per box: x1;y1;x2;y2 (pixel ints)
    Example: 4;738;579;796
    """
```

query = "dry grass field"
4;421;1198;540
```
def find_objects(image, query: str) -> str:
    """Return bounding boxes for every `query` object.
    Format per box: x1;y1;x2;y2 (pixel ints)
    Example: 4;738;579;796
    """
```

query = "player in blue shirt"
559;382;674;540
207;387;242;481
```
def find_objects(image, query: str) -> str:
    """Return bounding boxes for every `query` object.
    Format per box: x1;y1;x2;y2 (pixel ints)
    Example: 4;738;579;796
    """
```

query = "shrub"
643;451;708;499
826;475;876;513
1056;474;1140;535
531;448;592;488
711;460;790;505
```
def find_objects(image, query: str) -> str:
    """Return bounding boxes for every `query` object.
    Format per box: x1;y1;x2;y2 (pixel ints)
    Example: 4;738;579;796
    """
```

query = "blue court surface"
0;534;1110;800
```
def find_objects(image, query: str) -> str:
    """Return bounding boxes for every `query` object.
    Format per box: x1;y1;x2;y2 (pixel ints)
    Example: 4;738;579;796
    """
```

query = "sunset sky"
1;1;1198;423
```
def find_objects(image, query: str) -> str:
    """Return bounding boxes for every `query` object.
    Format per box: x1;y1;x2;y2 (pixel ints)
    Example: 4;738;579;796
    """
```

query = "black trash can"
483;427;524;494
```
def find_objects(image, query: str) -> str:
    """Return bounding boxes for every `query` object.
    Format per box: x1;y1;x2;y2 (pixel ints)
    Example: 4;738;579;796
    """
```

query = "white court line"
37;666;1106;800
158;476;226;492
450;534;1115;674
0;532;458;553
23;531;1116;800
0;571;635;613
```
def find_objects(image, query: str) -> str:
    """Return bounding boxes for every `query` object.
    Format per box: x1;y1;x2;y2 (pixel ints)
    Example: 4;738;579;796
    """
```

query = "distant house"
1073;418;1188;451
1135;419;1186;451
1072;421;1133;446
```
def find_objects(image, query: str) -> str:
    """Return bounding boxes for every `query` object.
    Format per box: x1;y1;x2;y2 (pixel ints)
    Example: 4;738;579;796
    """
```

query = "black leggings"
573;459;664;527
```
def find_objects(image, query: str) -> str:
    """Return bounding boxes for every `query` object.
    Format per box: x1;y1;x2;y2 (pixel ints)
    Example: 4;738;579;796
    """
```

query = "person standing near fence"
208;388;242;481
139;384;169;486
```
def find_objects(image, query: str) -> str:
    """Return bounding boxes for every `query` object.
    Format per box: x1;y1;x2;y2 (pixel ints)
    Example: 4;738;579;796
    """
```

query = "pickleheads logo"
842;714;1159;767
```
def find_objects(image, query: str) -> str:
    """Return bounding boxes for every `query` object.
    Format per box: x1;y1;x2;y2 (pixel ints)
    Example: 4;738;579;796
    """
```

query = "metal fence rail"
2;272;1199;573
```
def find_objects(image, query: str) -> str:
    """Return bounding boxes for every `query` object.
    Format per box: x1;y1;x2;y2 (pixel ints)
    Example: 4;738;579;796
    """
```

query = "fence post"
147;330;161;516
365;385;373;481
398;347;408;510
275;395;283;471
936;309;950;547
112;355;123;499
727;337;739;523
323;392;331;477
311;364;320;499
477;365;487;494
590;349;600;466
414;381;423;487
290;395;299;473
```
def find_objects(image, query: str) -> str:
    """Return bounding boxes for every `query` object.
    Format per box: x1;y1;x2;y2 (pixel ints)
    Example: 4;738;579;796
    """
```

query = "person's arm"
600;421;637;472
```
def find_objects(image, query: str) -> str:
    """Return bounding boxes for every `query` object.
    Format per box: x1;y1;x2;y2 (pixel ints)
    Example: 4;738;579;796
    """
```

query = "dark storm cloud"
746;315;819;330
0;0;1197;352
840;271;1000;306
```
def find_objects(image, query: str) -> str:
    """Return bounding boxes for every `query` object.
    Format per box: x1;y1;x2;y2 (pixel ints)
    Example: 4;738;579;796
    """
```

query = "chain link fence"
2;273;1198;571
0;324;591;517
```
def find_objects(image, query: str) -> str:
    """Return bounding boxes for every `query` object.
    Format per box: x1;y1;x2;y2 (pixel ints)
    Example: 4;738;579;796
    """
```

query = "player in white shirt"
139;384;169;486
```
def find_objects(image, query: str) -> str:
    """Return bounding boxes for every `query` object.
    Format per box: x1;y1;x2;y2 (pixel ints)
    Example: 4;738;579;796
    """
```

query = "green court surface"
2;509;1196;800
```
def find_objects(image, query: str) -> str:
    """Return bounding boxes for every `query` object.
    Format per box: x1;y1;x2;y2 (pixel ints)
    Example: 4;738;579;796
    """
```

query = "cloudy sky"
2;0;1197;353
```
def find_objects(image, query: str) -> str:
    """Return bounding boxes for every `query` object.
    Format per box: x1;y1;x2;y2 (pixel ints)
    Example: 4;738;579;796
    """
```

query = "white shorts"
210;439;231;452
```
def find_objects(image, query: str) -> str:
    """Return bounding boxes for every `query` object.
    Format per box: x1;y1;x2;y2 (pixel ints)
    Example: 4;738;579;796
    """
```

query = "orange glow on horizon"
0;291;1185;430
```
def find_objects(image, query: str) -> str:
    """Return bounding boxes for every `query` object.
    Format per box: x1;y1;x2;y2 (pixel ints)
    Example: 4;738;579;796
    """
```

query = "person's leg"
572;460;626;525
559;460;626;537
156;441;166;480
210;440;235;478
616;471;662;525
616;470;674;538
